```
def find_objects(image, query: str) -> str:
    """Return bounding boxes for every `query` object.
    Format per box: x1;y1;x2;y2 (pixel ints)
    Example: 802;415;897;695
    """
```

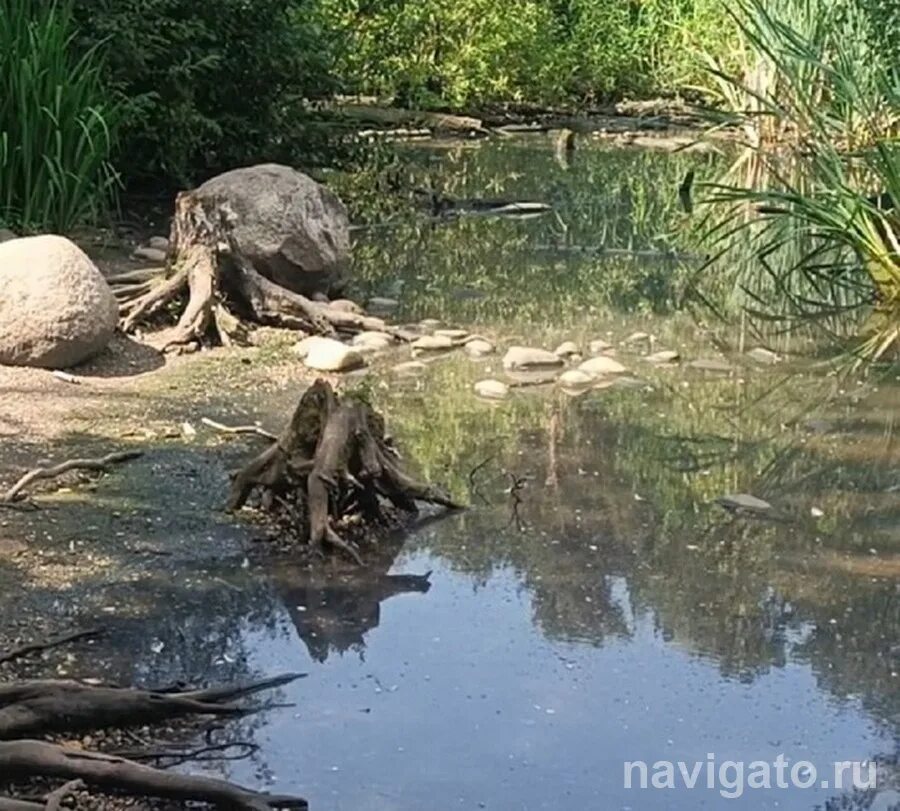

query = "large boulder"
193;163;350;297
0;235;117;368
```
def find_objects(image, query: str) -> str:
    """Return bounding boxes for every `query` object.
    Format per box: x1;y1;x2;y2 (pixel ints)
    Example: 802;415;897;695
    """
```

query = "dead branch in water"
1;452;143;504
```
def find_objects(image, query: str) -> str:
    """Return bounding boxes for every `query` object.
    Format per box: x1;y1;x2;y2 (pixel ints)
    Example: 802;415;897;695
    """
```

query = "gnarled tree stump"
116;192;409;353
228;380;462;563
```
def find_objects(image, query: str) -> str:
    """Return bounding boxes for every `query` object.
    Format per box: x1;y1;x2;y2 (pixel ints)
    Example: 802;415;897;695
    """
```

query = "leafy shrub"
319;0;738;107
319;0;557;108
74;0;336;186
0;0;120;231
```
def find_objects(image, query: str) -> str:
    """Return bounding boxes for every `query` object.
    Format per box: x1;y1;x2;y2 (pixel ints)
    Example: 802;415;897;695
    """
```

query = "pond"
8;136;899;810
213;137;896;809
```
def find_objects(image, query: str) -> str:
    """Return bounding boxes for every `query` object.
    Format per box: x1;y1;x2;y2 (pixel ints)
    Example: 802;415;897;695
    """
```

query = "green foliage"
0;0;120;231
73;0;337;185
320;0;738;107
696;0;900;361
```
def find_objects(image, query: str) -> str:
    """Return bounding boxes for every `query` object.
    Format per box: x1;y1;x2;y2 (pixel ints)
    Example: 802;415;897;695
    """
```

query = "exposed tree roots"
0;668;307;810
115;192;414;352
228;380;462;563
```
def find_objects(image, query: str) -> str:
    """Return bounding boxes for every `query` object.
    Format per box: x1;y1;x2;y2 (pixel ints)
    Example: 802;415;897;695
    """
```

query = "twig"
468;455;494;505
0;628;103;666
505;472;528;531
201;418;277;442
50;371;80;386
2;451;143;503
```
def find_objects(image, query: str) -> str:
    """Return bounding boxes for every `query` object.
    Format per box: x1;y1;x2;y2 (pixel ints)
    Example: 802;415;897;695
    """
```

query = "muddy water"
7;138;899;809
192;140;897;809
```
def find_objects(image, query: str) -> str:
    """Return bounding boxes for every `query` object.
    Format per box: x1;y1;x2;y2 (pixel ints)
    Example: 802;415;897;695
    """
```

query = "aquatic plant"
695;0;900;361
0;0;120;231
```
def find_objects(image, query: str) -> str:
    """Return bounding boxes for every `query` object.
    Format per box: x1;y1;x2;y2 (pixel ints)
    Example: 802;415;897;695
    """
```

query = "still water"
31;137;896;810
183;137;897;810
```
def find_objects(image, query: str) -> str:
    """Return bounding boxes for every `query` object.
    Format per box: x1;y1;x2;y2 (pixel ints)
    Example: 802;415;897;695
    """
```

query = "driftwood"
1;452;143;504
201;417;278;442
228;380;462;563
0;671;307;810
115;192;414;352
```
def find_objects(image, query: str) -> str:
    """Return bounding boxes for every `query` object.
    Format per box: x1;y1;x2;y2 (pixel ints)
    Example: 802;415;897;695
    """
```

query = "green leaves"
695;0;900;363
0;0;120;231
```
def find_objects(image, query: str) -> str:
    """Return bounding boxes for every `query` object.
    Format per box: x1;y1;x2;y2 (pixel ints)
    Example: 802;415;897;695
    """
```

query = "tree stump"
228;380;462;563
116;192;410;353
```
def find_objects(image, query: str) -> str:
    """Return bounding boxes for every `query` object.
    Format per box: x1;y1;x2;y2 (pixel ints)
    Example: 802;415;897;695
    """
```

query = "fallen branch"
2;452;143;503
0;630;102;667
201;417;277;442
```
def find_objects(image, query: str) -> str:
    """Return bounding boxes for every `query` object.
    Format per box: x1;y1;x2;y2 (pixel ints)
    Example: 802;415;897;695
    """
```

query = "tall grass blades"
695;0;899;363
0;0;120;232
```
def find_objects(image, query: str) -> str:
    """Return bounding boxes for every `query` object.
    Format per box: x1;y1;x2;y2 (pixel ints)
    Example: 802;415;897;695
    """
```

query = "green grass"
0;0;120;231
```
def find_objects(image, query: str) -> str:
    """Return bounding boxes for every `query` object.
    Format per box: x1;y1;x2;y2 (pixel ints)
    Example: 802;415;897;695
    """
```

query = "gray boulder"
0;235;117;368
194;163;350;297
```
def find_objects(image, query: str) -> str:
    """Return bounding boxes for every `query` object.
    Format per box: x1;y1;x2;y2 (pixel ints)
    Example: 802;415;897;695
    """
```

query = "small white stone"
558;369;594;387
329;298;365;314
579;356;627;377
412;334;455;351
554;341;579;358
303;337;365;372
503;346;564;371
434;328;469;340
474;379;509;400
645;350;679;365
465;339;495;358
352;331;393;350
588;338;613;354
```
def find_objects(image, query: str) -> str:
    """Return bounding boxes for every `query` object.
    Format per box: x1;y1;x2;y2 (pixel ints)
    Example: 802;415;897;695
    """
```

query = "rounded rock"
579;356;627;377
474;379;509;400
0;235;118;368
503;346;564;371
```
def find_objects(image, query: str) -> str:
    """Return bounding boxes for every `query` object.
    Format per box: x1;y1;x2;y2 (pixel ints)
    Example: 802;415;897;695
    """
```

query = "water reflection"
273;540;432;662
